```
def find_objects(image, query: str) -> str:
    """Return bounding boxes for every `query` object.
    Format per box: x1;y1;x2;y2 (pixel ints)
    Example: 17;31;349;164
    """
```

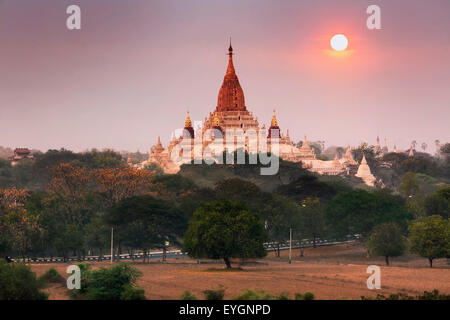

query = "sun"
330;34;348;51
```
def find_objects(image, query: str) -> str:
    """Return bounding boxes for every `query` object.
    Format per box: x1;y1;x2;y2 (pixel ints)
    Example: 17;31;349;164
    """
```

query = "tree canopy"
366;222;407;265
324;189;412;238
106;195;186;261
409;215;449;267
183;199;268;268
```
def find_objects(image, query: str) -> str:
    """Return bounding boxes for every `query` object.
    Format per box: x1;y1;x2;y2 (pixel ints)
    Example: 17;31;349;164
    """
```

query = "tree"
397;156;438;177
366;222;407;265
72;263;145;300
1;209;43;261
45;164;99;258
352;143;377;162
409;215;449;267
324;189;412;239
424;187;450;219
93;167;156;208
399;172;420;198
0;260;48;300
183;200;268;268
298;198;325;248
84;216;110;260
214;178;265;213
0;188;42;259
440;143;450;178
259;194;301;256
276;175;338;203
105;195;186;262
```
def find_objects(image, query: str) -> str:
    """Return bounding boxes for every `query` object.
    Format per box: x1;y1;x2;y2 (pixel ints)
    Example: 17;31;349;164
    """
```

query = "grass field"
30;243;450;300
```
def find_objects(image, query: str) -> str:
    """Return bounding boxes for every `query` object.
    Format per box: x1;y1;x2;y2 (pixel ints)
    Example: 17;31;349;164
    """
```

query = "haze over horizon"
1;0;449;154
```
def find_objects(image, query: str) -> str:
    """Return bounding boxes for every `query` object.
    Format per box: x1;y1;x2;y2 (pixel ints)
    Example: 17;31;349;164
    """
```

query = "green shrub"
294;293;303;300
70;263;145;300
294;292;315;300
203;285;225;300
234;289;287;300
120;285;146;300
68;263;91;300
303;292;315;300
277;292;290;300
38;268;65;287
180;290;198;300
234;289;315;300
417;290;450;300
0;261;48;300
233;289;275;300
361;290;449;300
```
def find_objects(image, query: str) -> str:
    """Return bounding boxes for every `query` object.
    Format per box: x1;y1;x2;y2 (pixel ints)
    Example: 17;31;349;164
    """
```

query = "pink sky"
1;0;449;153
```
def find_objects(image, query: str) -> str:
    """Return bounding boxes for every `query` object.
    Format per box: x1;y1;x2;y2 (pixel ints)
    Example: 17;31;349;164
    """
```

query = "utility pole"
289;228;292;264
110;227;114;264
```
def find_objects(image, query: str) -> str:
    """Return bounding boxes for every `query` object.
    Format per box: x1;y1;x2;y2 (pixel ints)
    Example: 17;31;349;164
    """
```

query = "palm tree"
435;140;441;158
421;142;427;152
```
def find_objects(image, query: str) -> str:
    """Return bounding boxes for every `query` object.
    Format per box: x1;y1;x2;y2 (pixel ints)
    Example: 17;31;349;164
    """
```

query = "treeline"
0;149;449;267
0;149;126;189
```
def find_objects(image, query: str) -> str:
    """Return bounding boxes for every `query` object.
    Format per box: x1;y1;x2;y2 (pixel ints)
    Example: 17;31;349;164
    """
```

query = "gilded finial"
271;109;278;127
185;110;192;127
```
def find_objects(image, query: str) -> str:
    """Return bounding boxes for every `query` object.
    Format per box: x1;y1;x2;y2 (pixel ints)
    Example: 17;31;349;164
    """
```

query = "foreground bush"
70;263;145;300
294;292;315;300
38;268;65;287
234;289;315;300
203;286;226;300
180;290;198;300
0;261;48;300
361;290;450;300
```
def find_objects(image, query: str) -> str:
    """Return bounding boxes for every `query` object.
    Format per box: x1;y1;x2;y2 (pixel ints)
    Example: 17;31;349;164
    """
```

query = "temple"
8;148;34;166
140;43;379;185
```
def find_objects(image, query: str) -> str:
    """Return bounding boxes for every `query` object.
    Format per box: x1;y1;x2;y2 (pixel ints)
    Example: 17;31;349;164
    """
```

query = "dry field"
30;243;450;300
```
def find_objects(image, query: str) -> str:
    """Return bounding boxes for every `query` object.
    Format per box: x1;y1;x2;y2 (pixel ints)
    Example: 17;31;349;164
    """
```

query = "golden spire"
226;38;235;76
271;109;278;127
217;41;245;112
185;110;192;127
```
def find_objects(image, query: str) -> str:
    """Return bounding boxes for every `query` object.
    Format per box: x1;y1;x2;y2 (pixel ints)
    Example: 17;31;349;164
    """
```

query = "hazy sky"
1;0;449;153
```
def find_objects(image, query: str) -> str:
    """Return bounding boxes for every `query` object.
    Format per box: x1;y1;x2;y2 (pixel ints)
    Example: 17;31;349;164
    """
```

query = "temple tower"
183;111;195;139
268;110;281;138
355;154;376;186
204;42;259;133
